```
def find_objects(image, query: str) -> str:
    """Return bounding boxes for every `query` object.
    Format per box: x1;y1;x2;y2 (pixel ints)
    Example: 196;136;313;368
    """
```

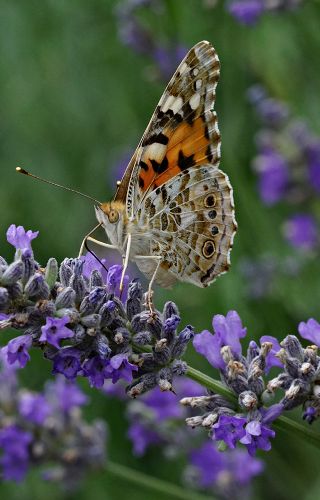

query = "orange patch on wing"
138;117;213;192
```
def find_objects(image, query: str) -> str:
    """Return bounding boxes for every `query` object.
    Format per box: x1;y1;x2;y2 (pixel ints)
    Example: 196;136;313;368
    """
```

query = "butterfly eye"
108;210;119;223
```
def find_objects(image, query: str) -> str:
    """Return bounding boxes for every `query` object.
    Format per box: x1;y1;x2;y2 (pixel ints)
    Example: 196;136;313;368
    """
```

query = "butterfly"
92;40;237;294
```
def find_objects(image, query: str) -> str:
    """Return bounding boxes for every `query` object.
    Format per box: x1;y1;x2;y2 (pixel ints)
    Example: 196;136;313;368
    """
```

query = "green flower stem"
186;366;237;403
107;461;212;500
186;365;320;448
273;415;320;448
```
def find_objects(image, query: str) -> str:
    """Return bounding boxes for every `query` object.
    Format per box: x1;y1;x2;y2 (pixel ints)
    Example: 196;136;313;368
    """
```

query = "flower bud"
171;325;194;358
95;333;111;358
70;273;87;304
132;331;152;345
281;335;304;361
0;287;9;310
238;390;258;411
80;287;105;315
55;287;76;309
100;301;117;327
90;270;104;288
25;273;50;299
126;373;157;398
1;260;24;285
126;279;142;320
45;258;58;289
157;367;172;391
21;252;36;284
80;314;100;328
59;259;73;287
163;301;180;320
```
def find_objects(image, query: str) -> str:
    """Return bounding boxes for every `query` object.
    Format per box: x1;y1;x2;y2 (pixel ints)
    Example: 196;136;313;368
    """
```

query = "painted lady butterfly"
92;41;237;292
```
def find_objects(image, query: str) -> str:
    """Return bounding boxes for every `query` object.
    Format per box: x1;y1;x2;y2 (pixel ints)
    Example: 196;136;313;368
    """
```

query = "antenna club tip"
16;167;28;175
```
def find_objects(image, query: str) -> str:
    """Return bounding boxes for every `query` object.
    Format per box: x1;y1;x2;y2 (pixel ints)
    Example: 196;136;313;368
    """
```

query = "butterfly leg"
135;255;162;313
78;223;118;258
119;233;132;296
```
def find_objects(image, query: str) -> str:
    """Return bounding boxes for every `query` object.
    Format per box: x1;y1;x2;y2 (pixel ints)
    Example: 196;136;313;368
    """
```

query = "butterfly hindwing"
136;165;237;287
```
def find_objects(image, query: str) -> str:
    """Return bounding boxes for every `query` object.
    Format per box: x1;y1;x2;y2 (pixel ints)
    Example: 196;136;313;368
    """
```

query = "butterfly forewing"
114;41;221;213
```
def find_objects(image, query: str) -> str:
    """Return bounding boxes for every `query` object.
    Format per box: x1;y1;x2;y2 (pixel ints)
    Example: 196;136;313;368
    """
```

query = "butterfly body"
95;41;237;289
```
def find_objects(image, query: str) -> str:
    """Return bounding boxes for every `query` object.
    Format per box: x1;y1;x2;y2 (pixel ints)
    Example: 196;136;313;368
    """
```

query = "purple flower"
142;387;183;421
82;355;110;389
284;214;318;251
255;150;290;205
226;448;264;484
0;313;11;321
52;347;82;380
190;442;263;488
142;377;204;421
240;404;282;456
303;406;317;424
248;85;289;126
193;311;246;370
18;393;51;425
6;224;38;253
45;376;87;413
81;252;108;282
6;334;32;368
106;265;129;300
298;318;320;347
105;353;138;384
0;425;32;481
212;415;246;449
260;335;282;370
127;422;161;456
189;441;225;487
304;140;320;192
153;44;187;80
240;420;275;456
40;316;74;349
228;0;264;25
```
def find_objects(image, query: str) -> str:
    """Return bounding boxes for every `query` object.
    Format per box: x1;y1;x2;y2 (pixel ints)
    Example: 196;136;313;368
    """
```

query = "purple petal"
298;318;320;347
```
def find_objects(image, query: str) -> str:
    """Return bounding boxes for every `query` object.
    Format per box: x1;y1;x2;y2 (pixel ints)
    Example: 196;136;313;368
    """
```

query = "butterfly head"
95;201;127;249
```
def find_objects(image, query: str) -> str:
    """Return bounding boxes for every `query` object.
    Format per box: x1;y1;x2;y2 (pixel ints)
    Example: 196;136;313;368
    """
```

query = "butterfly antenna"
78;222;109;273
84;238;109;274
16;167;102;205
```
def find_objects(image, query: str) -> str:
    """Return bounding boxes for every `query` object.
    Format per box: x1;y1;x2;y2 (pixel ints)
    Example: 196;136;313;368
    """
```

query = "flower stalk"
107;461;213;500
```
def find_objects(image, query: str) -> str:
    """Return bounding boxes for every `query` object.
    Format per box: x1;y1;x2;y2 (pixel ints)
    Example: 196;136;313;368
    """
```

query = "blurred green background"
1;1;320;498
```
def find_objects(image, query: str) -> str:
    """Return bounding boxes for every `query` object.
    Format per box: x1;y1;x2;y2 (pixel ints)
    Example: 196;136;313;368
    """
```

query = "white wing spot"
179;62;188;75
161;95;183;115
145;143;167;162
189;93;201;110
195;79;202;90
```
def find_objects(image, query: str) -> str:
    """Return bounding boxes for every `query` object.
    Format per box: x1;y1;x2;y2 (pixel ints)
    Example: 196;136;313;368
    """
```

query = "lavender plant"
0;225;193;396
226;0;304;25
115;0;187;82
1;223;320;493
248;85;320;252
113;377;264;496
0;351;106;485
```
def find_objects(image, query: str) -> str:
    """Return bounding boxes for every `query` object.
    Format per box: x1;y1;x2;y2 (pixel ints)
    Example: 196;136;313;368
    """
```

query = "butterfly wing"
137;165;237;287
114;40;221;216
114;40;237;287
